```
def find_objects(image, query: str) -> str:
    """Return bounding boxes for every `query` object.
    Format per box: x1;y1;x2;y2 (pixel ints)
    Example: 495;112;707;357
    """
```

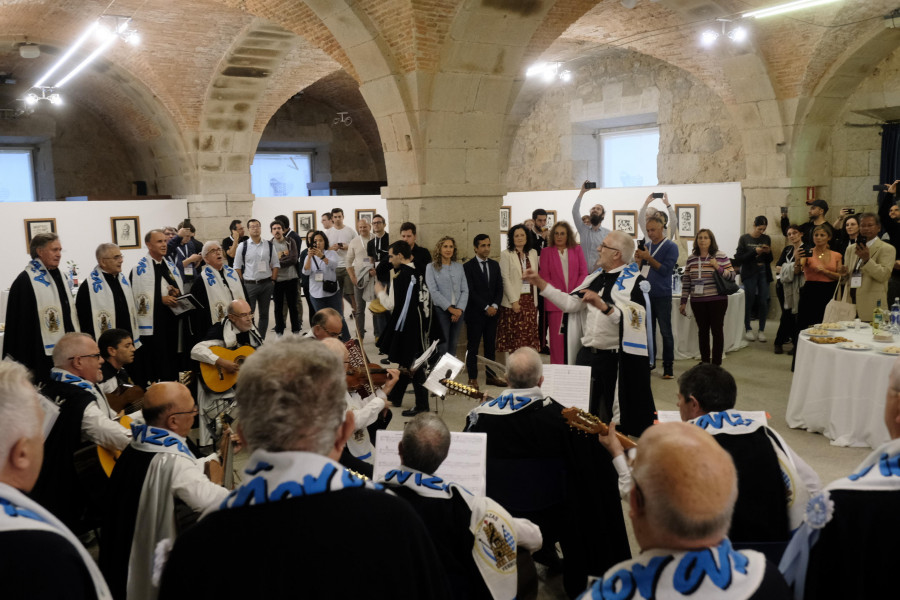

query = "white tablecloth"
786;327;893;448
655;290;748;361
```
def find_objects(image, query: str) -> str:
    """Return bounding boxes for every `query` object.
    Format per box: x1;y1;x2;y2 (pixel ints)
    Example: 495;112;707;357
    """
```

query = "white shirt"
170;452;230;510
346;234;373;275
81;402;132;452
326;226;357;267
540;267;624;350
234;238;279;280
345;390;387;462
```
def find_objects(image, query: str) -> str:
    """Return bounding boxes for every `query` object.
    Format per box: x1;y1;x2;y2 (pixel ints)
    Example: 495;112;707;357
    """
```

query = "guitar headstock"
562;406;604;435
439;378;483;400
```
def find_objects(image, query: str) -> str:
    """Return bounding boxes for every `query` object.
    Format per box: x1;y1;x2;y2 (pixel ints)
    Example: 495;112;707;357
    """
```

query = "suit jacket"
539;246;588;312
463;257;502;321
498;249;540;307
844;238;896;320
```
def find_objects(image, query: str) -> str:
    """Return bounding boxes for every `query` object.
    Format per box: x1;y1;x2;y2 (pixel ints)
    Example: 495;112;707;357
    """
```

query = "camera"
651;192;664;199
847;208;855;214
584;181;597;189
638;240;646;252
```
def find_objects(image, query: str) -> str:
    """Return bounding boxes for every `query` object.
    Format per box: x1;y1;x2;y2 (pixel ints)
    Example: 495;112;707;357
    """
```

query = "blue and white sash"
577;538;766;600
200;264;245;325
0;482;111;599
131;254;183;336
25;258;78;355
780;437;900;599
381;468;520;599
87;264;141;348
203;449;383;519
467;387;549;426
50;367;114;418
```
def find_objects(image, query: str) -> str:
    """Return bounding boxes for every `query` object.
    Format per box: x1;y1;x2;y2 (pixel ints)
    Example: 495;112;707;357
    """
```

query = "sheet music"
374;430;488;496
540;364;591;411
423;353;464;396
656;410;768;425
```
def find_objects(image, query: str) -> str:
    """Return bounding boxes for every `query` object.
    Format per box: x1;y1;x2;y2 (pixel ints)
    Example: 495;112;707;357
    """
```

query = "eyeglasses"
102;255;124;260
68;353;101;361
600;244;619;253
170;405;199;417
372;220;384;225
316;325;342;338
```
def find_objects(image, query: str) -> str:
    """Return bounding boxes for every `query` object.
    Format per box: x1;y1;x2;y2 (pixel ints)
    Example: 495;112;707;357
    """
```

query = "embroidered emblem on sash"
215;302;226;322
137;293;150;316
804;491;834;530
476;510;516;573
44;307;61;333
98;310;112;332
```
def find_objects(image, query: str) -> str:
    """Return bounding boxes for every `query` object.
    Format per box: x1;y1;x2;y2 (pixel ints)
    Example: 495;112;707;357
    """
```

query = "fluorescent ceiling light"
55;34;117;87
742;0;842;19
34;20;100;87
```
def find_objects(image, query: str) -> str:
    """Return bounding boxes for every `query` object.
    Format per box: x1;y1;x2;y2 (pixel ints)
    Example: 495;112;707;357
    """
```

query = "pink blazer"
539;246;588;312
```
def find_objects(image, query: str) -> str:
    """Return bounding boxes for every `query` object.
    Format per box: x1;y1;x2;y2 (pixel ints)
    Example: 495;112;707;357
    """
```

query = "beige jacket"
499;248;540;307
843;237;896;320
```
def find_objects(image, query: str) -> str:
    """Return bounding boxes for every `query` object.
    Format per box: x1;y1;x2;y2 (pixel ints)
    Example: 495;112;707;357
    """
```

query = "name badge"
521;281;531;294
183;264;194;276
851;272;862;288
315;271;324;282
694;282;704;295
363;257;371;265
641;264;650;278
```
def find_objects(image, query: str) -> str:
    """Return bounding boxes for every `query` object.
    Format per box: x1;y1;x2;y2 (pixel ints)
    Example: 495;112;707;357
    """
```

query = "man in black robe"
158;337;449;599
76;243;136;340
3;232;78;384
465;347;631;598
375;241;432;417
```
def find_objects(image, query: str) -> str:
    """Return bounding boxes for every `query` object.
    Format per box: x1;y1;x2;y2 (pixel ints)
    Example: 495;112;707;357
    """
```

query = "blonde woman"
425;236;469;358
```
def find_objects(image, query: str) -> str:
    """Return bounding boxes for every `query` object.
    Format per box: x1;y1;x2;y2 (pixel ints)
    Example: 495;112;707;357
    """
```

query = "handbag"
822;280;856;323
322;279;338;293
712;268;740;296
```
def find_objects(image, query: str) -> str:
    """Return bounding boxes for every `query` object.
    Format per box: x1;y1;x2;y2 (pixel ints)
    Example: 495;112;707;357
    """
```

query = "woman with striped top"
679;229;736;365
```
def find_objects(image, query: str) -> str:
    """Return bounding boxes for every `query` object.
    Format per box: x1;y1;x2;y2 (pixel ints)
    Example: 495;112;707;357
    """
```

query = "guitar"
106;382;145;414
561;406;637;450
199;345;256;393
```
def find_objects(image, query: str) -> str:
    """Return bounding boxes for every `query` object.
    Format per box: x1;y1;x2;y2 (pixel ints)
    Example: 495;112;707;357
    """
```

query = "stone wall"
829;46;900;209
505;49;745;192
258;95;386;182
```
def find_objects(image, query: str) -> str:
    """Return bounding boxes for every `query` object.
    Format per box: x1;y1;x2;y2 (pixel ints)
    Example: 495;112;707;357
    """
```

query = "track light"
728;26;748;42
743;0;842;19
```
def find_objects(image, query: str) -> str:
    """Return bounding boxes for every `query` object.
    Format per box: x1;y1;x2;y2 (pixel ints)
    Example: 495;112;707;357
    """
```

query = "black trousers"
465;313;499;380
576;346;619;423
387;367;429;411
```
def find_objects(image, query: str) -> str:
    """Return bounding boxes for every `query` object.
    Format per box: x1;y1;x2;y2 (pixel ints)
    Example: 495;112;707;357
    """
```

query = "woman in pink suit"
539;221;588;364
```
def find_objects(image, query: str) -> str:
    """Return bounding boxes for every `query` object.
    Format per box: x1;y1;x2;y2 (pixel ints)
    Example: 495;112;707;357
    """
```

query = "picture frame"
675;204;700;240
24;218;57;253
499;206;511;233
293;211;316;238
355;209;376;226
110;217;141;249
612;210;638;238
545;210;557;229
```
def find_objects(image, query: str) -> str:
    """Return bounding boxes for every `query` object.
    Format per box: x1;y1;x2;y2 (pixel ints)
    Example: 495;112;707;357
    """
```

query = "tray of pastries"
878;346;900;355
808;336;850;345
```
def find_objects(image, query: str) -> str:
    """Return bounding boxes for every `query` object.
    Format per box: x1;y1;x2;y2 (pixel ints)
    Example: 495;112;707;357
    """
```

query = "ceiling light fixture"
525;61;572;83
701;18;751;47
728;26;749;42
742;0;843;19
21;86;61;107
34;20;101;87
701;29;720;46
55;34;117;87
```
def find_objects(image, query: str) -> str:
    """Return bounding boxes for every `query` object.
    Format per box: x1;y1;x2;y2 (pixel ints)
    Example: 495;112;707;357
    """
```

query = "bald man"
191;299;263;446
579;423;790;599
780;356;900;599
100;382;227;600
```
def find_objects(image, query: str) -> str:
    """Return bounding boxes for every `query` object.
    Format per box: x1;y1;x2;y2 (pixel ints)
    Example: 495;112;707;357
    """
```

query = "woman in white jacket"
496;224;540;354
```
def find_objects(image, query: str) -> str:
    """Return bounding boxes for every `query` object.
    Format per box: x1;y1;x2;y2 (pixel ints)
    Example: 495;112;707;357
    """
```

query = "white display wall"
252;195;388;238
0;199;188;296
503;182;744;254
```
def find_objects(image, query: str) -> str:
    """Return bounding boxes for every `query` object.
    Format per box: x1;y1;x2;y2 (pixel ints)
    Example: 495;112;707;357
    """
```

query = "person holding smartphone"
735;216;773;342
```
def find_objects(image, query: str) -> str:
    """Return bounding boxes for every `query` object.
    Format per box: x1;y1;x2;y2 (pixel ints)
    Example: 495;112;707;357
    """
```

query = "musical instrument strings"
561;407;637;450
355;327;377;394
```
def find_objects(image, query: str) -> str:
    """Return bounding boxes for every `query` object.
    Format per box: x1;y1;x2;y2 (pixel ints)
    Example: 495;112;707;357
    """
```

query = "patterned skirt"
496;293;540;353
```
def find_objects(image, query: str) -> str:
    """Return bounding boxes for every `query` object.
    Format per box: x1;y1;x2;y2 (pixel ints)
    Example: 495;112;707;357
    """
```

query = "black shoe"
380;358;391;365
774;345;783;355
402;408;426;417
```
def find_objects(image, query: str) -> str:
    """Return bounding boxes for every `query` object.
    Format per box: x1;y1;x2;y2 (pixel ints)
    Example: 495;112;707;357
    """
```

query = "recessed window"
250;153;313;197
0;149;37;202
599;128;659;188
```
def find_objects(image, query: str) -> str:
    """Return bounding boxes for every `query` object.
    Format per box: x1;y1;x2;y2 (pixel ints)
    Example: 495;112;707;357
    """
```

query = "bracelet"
603;305;614;316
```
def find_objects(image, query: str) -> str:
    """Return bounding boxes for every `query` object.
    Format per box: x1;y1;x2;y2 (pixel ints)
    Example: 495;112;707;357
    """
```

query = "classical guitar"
199;345;256;393
106;382;145;414
561;406;637;450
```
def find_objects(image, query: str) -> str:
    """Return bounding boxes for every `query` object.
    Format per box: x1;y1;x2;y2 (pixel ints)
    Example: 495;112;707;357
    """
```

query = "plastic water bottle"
873;299;884;331
892;298;900;328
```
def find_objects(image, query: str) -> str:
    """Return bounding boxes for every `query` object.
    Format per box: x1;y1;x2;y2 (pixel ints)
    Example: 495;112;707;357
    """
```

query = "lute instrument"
561;406;637;450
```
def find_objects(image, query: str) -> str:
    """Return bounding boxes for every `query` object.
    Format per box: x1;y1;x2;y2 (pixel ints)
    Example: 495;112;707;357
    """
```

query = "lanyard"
648;238;667;259
696;255;709;279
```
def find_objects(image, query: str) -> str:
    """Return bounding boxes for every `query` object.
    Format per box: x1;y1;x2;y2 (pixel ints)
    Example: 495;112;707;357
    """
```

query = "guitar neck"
561;407;637;450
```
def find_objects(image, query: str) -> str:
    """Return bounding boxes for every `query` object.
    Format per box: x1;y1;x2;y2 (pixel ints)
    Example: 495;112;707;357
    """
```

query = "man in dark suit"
463;234;506;389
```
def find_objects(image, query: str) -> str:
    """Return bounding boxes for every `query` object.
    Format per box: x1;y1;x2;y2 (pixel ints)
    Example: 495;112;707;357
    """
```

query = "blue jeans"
649;295;674;370
435;309;464;359
311;293;351;341
743;271;770;331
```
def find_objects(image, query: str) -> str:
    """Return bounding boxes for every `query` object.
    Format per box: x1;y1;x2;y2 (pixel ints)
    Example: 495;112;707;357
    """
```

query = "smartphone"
651;192;664;199
874;184;887;192
638;240;646;251
847;208;856;214
858;235;867;246
183;218;192;228
584;181;597;189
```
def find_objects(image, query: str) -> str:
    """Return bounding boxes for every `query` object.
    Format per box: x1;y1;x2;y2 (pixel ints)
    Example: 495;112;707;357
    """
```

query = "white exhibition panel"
253;195;387;235
0;200;188;297
502;182;744;254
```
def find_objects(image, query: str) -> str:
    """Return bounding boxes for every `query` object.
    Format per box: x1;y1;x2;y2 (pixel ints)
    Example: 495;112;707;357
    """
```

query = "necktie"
481;260;488;284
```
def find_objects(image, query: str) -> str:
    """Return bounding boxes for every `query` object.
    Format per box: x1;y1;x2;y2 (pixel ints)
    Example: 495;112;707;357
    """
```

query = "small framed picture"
612;210;638;238
294;211;316;238
24;218;57;253
675;204;700;240
111;217;141;249
355;209;376;226
499;206;511;233
545;210;557;229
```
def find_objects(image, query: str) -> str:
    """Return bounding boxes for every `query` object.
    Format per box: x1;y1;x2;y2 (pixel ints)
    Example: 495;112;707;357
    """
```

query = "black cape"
377;265;430;367
0;530;99;600
75;270;134;340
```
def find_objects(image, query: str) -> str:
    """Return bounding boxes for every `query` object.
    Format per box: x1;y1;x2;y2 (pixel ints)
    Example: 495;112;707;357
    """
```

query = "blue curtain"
881;123;900;185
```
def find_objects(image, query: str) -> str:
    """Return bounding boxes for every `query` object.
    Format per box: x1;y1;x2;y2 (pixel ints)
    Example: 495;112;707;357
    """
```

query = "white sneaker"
745;330;757;341
758;332;767;343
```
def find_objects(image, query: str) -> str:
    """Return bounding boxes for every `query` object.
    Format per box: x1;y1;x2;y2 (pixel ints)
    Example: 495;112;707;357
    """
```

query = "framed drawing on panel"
294;211;316;238
675;204;700;240
24;218;57;253
111;216;141;249
612;210;638;238
545;210;557;229
355;209;376;225
499;206;511;233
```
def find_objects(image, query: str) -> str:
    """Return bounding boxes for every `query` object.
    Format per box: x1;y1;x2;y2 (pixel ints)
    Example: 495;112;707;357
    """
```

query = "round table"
655;290;748;361
786;326;895;448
